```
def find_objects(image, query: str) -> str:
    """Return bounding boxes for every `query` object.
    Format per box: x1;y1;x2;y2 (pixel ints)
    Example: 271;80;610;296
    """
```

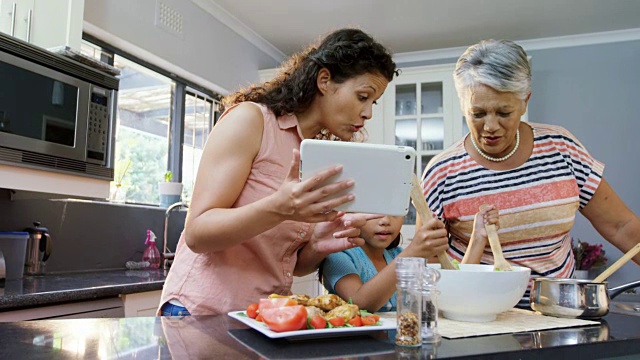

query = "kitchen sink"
610;301;640;317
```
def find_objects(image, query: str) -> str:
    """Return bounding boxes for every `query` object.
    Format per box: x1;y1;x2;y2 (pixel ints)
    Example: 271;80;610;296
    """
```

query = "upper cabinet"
0;0;84;50
383;64;464;177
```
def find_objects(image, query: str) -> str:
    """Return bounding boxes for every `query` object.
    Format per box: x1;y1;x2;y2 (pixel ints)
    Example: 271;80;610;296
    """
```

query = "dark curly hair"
222;28;398;118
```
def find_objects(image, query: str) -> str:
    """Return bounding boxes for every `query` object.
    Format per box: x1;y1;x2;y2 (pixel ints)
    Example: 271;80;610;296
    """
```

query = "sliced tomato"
261;305;308;332
258;298;298;314
348;316;362;327
309;315;327;329
246;303;259;319
361;315;379;326
255;314;264;323
328;317;345;327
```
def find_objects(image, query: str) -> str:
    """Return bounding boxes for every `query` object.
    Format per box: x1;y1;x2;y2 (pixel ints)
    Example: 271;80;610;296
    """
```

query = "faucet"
163;201;188;270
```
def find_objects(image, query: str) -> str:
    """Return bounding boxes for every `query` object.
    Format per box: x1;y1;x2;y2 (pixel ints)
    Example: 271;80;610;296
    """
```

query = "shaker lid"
24;221;49;233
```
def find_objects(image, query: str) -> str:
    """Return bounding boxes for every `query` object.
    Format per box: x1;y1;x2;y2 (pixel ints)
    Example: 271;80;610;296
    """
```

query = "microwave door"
0;50;89;163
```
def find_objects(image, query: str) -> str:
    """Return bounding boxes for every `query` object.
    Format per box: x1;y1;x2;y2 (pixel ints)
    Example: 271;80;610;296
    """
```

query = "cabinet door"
0;0;34;41
0;1;15;35
122;290;163;317
30;0;84;50
383;64;463;237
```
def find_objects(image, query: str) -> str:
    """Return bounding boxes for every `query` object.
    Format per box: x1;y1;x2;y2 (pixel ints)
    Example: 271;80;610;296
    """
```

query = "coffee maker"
24;222;52;275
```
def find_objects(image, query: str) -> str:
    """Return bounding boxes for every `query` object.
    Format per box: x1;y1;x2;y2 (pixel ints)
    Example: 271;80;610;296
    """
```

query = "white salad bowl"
429;263;531;322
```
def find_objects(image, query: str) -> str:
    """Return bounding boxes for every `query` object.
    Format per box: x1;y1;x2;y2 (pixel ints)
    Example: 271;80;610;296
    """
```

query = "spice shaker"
395;257;424;347
421;265;441;344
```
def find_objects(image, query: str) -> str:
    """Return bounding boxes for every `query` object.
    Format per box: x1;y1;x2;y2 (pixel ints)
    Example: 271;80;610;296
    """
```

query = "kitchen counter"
0;269;166;311
0;312;638;359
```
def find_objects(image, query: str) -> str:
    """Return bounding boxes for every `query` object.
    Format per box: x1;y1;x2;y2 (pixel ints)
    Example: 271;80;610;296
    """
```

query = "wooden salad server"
409;174;458;270
593;242;640;283
479;204;512;271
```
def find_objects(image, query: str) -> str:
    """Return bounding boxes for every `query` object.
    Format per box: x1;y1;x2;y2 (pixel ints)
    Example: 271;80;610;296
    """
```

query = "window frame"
82;33;222;202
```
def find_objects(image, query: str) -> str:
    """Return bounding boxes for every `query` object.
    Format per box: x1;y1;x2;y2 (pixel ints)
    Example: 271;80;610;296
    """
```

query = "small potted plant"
158;171;183;208
572;238;608;279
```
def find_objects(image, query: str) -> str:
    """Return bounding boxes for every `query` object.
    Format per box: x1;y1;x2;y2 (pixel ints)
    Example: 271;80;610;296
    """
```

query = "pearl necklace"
470;129;520;162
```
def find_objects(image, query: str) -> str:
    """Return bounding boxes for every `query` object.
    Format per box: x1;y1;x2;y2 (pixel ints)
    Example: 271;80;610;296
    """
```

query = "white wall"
83;0;280;94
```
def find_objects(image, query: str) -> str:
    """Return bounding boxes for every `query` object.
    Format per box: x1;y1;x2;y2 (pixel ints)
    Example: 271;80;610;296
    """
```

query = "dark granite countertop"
0;269;166;311
0;312;639;359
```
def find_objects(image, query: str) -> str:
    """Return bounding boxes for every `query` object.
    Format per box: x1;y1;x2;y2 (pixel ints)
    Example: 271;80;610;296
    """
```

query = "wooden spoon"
593;242;640;283
479;204;512;271
409;174;458;270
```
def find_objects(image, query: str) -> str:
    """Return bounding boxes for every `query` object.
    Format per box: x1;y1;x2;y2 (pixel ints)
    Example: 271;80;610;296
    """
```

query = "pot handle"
608;280;640;300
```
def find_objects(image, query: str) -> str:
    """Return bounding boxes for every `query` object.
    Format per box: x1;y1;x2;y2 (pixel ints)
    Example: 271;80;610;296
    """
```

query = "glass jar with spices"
395;257;424;347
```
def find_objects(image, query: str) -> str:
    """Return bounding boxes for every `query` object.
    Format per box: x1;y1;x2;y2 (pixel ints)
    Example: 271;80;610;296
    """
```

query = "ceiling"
206;0;640;58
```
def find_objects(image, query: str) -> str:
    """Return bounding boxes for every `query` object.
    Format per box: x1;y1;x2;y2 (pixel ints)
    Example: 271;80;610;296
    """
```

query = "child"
320;206;499;313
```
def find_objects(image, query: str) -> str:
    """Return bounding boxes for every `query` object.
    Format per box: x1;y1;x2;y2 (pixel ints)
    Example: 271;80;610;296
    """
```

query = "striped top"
422;123;604;306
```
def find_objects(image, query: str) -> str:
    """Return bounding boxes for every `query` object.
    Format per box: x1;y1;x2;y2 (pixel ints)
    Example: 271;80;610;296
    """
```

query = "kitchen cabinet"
0;163;111;199
121;290;162;317
0;297;124;321
0;0;84;50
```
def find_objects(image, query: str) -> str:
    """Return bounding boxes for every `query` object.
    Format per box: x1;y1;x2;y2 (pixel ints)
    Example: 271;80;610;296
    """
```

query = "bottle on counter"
142;230;160;269
395;257;424;347
421;265;441;344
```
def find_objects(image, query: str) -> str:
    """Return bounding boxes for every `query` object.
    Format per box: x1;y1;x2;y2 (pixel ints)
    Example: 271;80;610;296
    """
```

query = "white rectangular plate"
228;311;395;340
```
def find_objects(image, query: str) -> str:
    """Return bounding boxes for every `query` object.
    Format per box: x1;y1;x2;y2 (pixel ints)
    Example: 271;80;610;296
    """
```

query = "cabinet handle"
26;8;32;42
9;3;16;36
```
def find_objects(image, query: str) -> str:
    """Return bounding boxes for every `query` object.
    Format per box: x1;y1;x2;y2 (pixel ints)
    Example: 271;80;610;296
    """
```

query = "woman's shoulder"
530;122;578;141
529;122;587;149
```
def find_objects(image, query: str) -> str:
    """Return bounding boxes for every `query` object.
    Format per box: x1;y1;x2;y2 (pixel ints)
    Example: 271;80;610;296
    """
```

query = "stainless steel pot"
530;278;640;319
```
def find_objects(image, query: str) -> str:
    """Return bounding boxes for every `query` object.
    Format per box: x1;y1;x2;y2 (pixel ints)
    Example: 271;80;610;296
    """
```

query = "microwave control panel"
86;88;111;165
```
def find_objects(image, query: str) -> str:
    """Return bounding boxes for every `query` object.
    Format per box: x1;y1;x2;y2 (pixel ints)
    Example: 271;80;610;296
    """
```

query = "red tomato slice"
261;305;308;332
348;316;363;327
309;315;327;329
258;298;298;314
328;317;345;327
361;315;379;326
246;303;259;319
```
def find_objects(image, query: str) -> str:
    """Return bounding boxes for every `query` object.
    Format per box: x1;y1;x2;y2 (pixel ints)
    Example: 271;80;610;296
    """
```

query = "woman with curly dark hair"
159;28;399;316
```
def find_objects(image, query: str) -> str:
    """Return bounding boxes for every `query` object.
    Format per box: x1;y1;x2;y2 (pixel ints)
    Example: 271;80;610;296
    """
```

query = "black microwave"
0;32;118;180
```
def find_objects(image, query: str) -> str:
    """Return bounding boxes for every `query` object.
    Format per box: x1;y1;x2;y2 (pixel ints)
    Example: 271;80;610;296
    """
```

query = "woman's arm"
184;103;354;253
580;178;640;265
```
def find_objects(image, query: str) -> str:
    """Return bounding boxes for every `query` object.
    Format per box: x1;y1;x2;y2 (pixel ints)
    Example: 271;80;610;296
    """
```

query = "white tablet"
299;139;416;216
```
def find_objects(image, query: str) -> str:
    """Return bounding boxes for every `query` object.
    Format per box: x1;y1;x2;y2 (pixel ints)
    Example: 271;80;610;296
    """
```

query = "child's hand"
403;218;449;259
473;204;500;240
310;212;383;255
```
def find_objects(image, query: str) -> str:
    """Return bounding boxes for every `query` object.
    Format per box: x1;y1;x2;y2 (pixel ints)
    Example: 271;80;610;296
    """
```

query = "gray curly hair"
454;39;531;105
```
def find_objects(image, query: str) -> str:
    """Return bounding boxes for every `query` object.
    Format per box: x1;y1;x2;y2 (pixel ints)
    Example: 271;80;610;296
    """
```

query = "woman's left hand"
310;212;383;255
473;204;500;240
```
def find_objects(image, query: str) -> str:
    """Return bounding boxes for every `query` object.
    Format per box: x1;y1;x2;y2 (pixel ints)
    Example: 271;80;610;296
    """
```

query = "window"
112;56;173;205
81;37;221;206
182;91;218;202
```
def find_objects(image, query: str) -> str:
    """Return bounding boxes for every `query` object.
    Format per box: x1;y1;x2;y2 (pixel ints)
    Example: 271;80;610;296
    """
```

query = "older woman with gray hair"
419;39;640;307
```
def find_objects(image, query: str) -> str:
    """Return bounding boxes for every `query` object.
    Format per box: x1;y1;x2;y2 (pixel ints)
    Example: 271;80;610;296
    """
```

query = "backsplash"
0;199;186;273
